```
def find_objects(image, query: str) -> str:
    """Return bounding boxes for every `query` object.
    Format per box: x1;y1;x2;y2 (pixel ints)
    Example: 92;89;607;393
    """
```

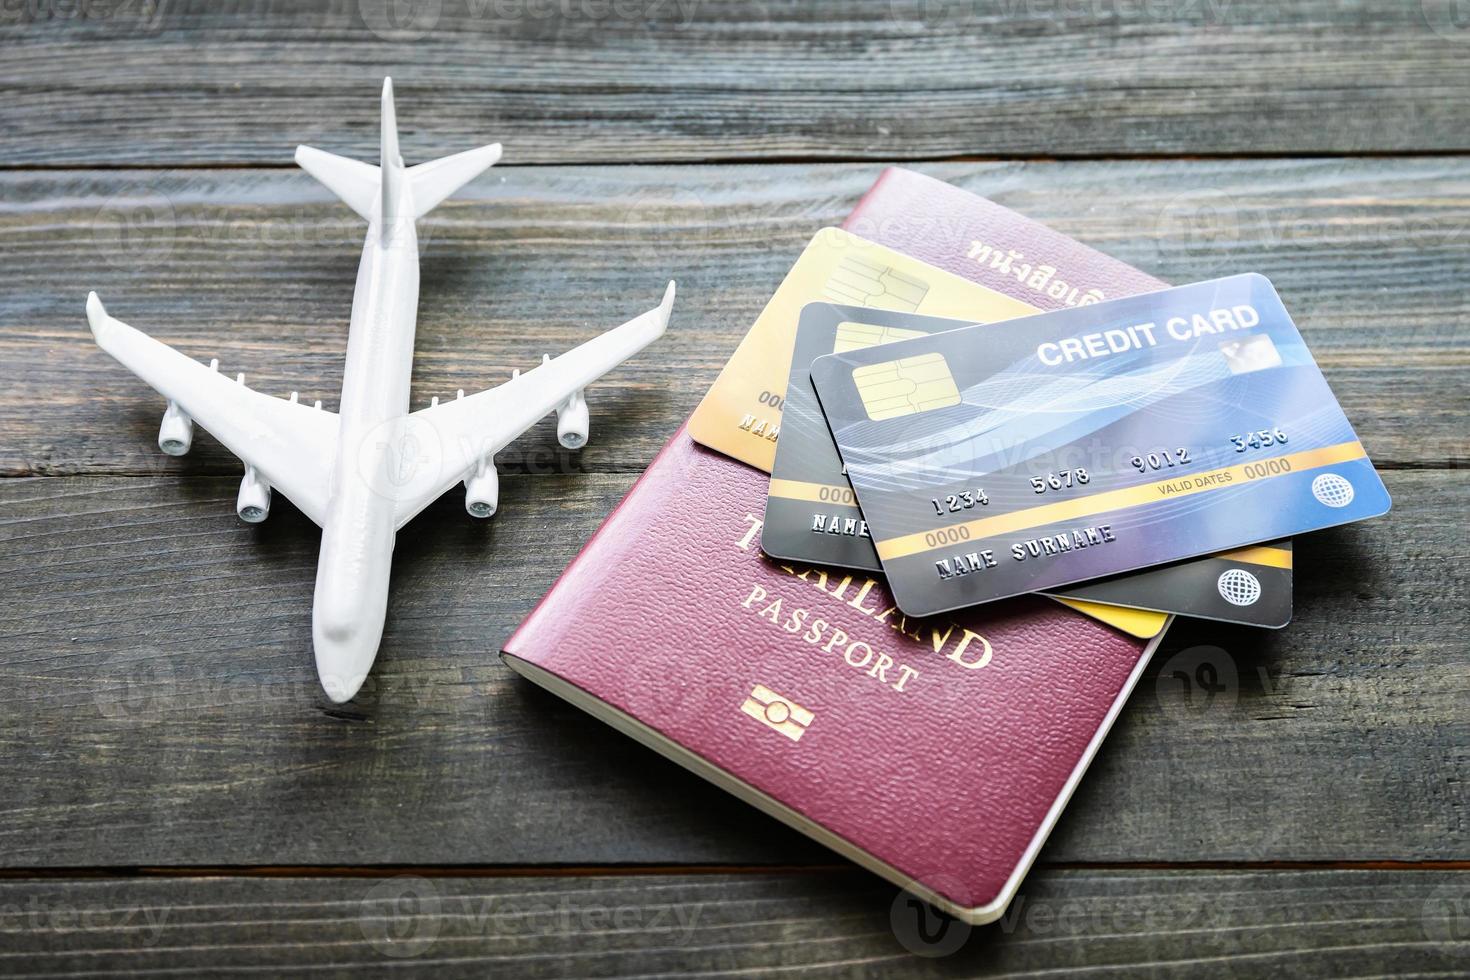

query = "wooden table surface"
2;2;1467;975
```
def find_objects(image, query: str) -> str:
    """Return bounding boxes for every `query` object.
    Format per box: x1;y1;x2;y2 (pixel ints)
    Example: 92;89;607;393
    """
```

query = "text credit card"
809;274;1389;618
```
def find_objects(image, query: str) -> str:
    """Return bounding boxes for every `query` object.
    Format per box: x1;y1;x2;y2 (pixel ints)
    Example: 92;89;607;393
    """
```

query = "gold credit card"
1052;598;1170;639
689;228;1037;473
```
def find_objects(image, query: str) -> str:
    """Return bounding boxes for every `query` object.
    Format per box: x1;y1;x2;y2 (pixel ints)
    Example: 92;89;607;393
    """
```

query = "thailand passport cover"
502;424;1168;924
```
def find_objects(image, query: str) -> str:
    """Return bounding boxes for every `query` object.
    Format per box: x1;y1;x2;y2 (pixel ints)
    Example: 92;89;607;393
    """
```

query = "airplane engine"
158;400;194;456
464;458;498;518
236;465;271;523
556;389;589;449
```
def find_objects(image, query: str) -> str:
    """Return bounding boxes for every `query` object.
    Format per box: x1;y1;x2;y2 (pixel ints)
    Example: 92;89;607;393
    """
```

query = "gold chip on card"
822;254;928;311
852;352;962;420
832;321;928;354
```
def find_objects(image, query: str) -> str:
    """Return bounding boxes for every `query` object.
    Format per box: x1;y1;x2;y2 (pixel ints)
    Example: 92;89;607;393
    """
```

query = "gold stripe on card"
1212;544;1294;569
768;478;859;507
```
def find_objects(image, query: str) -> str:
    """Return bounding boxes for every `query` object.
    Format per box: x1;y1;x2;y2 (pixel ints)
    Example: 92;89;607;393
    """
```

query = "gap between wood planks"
0;860;1466;880
2;148;1469;172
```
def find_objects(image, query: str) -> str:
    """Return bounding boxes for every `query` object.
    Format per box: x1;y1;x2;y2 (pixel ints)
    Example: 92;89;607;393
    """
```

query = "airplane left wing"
88;293;340;526
392;281;675;529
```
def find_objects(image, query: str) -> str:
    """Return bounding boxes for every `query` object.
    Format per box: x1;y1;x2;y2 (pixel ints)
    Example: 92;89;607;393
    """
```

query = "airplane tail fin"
294;77;501;228
380;77;405;232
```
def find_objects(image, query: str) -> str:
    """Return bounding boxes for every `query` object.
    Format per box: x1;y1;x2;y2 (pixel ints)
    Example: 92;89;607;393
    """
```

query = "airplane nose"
311;515;393;703
313;610;385;703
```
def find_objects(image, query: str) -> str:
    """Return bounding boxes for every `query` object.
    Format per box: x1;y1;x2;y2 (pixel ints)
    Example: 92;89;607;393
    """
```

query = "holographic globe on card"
1217;569;1263;607
1312;473;1356;508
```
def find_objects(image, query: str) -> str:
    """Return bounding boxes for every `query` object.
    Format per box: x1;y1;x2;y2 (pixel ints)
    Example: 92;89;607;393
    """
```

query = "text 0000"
924;526;972;548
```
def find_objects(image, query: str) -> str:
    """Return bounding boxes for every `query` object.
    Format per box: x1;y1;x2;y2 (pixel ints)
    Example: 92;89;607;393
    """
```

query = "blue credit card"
808;273;1390;618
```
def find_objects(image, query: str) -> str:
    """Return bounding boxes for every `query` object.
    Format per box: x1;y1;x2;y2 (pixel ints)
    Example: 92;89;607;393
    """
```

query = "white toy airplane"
87;78;675;703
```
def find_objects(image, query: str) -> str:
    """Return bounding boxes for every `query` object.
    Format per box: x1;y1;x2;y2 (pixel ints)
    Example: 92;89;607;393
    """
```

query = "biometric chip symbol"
741;685;814;742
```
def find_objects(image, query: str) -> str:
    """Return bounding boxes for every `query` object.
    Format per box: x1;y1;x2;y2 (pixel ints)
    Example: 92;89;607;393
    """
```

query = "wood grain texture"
0;468;1463;868
2;158;1467;478
3;1;1470;165
0;869;1466;976
3;0;1466;971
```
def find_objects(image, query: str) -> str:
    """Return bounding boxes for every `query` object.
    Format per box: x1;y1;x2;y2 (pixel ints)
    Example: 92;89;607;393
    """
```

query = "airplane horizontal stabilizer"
295;145;379;222
408;143;503;219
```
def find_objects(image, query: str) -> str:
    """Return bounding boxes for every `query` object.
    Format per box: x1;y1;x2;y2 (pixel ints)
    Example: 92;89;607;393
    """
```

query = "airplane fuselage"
311;212;420;699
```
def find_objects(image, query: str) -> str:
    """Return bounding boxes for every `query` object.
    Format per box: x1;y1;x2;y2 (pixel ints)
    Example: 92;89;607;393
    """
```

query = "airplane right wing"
391;282;675;529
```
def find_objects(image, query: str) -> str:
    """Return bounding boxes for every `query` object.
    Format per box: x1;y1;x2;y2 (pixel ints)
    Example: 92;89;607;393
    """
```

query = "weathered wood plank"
3;1;1470;165
0;469;1463;868
2;158;1466;477
0;869;1465;976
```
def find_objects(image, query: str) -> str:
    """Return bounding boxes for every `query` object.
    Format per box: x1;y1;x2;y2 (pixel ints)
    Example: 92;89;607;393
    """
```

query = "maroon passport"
503;426;1163;923
502;171;1173;924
